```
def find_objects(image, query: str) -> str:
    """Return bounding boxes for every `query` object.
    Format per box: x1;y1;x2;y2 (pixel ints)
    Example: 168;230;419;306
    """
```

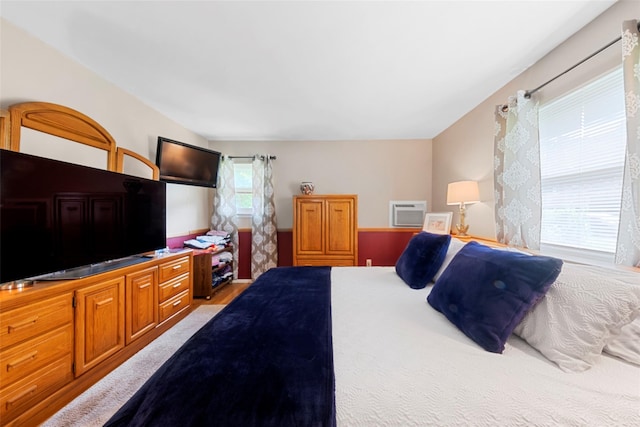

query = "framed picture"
423;212;453;235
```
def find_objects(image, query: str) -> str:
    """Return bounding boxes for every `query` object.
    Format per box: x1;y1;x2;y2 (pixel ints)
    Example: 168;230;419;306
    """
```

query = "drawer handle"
95;297;114;308
138;283;151;290
172;299;182;307
172;281;183;289
7;316;39;333
6;385;37;408
172;264;183;270
6;351;38;371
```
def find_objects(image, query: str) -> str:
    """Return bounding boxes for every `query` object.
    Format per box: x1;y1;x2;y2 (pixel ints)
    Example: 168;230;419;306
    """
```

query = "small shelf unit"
192;245;234;299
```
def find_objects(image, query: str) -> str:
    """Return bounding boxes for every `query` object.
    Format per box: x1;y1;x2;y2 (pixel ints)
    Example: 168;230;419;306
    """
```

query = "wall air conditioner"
389;201;427;228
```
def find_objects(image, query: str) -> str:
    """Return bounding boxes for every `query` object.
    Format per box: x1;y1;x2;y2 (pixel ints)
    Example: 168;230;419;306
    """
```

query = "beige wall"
433;0;635;239
0;19;212;237
211;139;433;229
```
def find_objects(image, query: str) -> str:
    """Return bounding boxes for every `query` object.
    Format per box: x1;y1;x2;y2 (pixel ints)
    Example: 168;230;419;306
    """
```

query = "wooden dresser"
0;251;193;426
293;194;358;266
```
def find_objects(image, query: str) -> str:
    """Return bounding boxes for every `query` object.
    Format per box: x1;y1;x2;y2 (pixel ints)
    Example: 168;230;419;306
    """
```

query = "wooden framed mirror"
6;101;159;179
0;109;9;149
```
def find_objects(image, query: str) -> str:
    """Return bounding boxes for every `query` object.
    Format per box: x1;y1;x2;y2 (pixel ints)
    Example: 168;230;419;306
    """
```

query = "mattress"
331;267;640;426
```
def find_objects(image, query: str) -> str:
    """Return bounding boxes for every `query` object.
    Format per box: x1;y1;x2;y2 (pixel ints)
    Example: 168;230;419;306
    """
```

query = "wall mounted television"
156;137;222;188
0;149;167;284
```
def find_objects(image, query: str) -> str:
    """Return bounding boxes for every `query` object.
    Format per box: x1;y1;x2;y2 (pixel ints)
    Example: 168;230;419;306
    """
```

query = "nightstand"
452;235;507;248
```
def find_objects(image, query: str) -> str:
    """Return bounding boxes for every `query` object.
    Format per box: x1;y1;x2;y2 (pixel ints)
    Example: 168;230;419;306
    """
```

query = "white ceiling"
1;1;617;141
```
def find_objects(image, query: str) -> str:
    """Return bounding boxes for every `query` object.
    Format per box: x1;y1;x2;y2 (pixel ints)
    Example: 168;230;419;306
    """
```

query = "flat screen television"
156;137;221;188
0;149;167;284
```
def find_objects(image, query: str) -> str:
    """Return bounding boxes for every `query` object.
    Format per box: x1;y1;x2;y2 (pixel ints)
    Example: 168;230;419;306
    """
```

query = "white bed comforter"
331;267;640;427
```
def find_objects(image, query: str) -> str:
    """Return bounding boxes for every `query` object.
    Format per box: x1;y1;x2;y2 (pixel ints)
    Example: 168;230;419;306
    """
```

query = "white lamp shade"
447;180;480;205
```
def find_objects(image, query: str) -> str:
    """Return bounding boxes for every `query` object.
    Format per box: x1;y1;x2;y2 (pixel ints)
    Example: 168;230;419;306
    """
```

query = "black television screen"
156;137;221;188
0;149;167;284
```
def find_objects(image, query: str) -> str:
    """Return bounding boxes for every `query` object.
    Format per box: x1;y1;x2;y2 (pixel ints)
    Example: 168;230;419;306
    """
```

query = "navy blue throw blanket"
105;266;335;427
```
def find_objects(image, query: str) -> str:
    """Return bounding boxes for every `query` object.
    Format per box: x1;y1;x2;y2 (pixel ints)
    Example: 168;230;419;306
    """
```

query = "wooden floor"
193;281;252;306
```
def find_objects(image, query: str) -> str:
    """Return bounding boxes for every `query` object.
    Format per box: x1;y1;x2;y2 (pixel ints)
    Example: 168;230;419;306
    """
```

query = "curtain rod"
524;20;640;99
224;155;277;160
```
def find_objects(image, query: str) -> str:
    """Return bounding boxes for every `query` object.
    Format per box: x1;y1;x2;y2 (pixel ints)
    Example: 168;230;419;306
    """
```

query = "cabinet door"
125;267;158;345
295;199;325;255
75;276;125;376
326;198;355;255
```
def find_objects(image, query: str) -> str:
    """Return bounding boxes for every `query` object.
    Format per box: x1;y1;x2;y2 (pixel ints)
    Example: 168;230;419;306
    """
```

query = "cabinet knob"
6;351;38;371
6;384;38;407
7;316;39;333
95;297;114;308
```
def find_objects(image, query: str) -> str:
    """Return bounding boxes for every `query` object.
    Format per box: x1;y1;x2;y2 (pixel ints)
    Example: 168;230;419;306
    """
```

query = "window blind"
538;67;626;256
234;162;253;215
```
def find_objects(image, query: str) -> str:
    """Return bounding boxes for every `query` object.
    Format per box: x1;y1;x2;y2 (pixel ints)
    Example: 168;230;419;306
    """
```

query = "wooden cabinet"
74;276;125;376
0;293;74;423
0;251;193;426
293;195;358;266
193;246;234;299
125;267;158;345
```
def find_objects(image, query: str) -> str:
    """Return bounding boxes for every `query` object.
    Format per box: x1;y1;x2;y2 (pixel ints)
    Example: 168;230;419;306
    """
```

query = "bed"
105;235;640;426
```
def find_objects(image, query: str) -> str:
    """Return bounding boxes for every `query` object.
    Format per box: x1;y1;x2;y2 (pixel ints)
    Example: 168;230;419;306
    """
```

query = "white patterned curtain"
251;155;278;279
616;20;640;267
211;157;238;279
493;90;542;249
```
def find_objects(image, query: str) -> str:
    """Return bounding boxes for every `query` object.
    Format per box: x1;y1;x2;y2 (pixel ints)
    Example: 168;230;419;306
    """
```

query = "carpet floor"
41;304;225;427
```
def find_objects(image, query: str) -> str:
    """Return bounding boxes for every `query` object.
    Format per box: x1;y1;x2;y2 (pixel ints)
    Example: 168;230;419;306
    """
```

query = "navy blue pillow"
427;241;562;353
395;232;451;289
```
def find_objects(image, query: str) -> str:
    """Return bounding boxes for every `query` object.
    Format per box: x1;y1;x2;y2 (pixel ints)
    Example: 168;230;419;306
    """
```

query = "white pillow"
432;237;465;282
513;263;640;372
604;318;640;365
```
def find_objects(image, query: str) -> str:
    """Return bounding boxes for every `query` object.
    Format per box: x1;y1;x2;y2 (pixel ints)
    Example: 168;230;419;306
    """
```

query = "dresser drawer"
158;273;190;303
0;293;73;348
0;324;73;387
158;290;190;323
0;355;73;423
158;256;190;283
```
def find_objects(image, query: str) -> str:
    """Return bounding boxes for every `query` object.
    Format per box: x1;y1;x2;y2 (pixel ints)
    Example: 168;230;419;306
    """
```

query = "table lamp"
446;180;480;237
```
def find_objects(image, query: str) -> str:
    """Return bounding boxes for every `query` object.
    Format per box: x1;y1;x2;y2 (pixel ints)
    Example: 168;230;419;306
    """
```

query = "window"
538;67;626;263
234;162;253;215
